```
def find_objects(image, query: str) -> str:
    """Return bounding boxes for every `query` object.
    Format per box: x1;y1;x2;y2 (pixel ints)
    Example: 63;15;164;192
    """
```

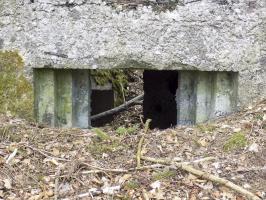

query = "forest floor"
0;98;265;200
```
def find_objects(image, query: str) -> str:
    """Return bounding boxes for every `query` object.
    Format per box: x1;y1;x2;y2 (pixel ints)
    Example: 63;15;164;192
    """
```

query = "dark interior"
91;90;115;126
143;70;178;129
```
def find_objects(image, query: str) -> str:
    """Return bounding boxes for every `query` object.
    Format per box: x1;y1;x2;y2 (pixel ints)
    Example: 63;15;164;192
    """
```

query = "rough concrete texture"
0;0;266;107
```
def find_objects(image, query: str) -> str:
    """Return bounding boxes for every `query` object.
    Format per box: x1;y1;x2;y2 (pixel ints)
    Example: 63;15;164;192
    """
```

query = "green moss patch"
124;180;140;190
0;51;33;120
196;123;216;133
223;132;248;152
152;169;176;181
90;69;128;106
115;125;138;136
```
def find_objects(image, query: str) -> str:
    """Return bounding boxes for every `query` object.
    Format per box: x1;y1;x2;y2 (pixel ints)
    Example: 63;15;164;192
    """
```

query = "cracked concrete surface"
0;0;265;107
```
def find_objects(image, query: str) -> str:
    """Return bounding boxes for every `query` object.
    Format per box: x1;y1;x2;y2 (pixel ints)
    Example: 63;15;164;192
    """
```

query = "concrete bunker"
34;69;238;129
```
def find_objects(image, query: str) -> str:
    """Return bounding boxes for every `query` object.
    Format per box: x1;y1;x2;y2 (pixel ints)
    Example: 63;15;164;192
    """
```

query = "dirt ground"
0;97;265;200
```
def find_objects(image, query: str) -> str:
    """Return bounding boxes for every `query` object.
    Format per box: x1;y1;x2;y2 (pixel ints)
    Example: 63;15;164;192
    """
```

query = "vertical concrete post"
176;71;238;126
34;69;55;126
211;72;238;118
176;71;197;125
72;70;91;128
55;70;73;128
195;72;213;123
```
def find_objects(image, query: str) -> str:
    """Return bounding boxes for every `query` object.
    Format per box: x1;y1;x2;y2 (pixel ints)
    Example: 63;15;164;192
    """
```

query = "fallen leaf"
3;179;12;189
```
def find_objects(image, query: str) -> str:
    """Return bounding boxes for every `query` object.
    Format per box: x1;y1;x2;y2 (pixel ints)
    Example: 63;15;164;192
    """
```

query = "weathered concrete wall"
0;0;266;106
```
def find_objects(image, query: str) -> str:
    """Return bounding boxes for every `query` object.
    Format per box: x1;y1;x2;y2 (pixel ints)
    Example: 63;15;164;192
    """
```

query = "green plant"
0;50;33;120
124;180;140;190
223;132;248;152
88;140;125;158
152;169;176;181
92;128;111;141
197;123;216;133
90;69;128;106
116;125;138;136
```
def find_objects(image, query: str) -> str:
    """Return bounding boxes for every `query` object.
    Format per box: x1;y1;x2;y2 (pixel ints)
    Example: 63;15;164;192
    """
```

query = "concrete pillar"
55;70;73;128
195;72;213;123
72;70;91;128
211;72;238;119
34;69;55;126
34;69;91;128
176;71;238;125
176;71;197;125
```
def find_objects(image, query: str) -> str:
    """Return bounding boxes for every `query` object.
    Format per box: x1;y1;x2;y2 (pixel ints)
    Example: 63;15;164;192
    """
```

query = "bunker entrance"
143;70;178;129
90;69;179;130
34;68;238;129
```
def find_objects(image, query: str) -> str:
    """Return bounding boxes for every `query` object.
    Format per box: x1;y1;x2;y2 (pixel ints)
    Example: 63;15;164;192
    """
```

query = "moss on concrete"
90;69;128;106
0;50;33;120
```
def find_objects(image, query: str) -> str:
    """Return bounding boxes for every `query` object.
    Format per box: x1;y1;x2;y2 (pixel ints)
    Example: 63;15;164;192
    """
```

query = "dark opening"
91;90;115;126
143;70;178;129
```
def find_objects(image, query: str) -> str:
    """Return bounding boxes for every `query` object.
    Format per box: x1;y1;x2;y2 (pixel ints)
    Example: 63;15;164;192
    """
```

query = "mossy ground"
0;51;33;120
152;169;176;181
223;132;248;152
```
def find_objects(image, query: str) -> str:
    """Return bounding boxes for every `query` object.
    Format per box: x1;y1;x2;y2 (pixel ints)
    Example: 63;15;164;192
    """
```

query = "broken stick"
91;94;144;121
141;156;261;200
136;119;151;168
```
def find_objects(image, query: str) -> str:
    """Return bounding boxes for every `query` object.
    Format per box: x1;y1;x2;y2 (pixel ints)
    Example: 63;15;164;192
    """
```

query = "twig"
60;186;121;200
136;119;151;168
5;148;17;164
141;156;261;200
91;94;144;121
24;145;70;162
54;167;62;200
80;164;164;175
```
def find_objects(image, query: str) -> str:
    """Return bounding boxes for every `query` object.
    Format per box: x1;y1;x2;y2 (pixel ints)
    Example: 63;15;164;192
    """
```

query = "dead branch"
91;94;144;121
136;119;151;168
81;164;164;175
141;156;261;200
24;145;70;162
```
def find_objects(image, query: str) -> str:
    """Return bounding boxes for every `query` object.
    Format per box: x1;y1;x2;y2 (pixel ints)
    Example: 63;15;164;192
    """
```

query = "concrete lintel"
34;69;55;126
